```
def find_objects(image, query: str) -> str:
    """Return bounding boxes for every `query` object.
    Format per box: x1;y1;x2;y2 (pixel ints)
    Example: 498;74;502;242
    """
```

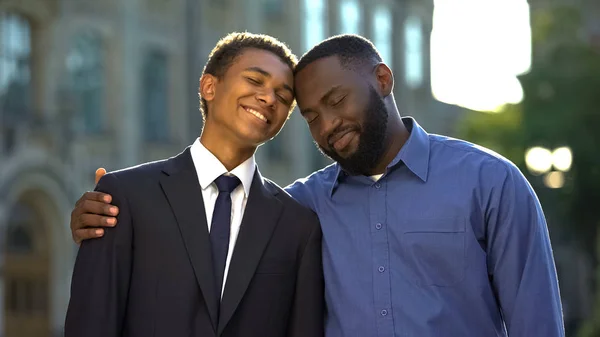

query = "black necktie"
210;175;241;304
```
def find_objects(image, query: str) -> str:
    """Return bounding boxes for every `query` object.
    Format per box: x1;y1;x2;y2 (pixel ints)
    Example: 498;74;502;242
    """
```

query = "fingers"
75;191;112;207
68;168;118;245
71;199;118;228
73;228;105;244
95;167;107;185
70;202;117;244
78;213;117;228
70;188;119;244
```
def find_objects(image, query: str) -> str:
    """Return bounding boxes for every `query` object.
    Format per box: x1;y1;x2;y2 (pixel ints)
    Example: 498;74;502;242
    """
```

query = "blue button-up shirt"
285;117;564;337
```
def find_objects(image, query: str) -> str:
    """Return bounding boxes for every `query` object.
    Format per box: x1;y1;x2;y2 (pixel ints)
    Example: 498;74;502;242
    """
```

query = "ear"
374;63;394;97
200;74;218;103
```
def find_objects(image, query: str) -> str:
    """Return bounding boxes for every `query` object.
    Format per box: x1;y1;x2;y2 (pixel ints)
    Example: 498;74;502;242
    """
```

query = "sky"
431;0;532;112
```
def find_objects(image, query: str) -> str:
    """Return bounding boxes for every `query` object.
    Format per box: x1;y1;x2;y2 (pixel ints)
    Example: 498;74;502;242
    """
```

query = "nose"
256;89;276;107
319;111;342;142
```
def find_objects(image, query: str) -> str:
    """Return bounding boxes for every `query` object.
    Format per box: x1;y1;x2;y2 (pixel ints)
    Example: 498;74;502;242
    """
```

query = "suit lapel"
217;170;283;335
159;148;219;332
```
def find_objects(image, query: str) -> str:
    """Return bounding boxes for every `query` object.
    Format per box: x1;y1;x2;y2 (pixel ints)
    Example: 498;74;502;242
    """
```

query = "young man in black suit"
64;32;324;337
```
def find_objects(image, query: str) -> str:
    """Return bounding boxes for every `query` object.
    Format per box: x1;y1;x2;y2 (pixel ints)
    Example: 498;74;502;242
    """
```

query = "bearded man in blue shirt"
69;34;564;337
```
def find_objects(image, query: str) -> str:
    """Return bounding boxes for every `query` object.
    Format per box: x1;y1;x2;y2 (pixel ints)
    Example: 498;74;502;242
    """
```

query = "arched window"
66;30;104;133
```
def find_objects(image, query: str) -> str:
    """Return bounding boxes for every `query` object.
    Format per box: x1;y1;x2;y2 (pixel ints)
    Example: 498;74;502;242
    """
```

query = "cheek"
341;102;362;119
269;107;290;128
214;87;236;107
272;116;287;130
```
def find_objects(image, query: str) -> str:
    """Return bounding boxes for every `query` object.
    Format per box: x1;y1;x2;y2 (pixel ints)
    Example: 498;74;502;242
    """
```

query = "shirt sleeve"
285;178;318;212
484;161;565;336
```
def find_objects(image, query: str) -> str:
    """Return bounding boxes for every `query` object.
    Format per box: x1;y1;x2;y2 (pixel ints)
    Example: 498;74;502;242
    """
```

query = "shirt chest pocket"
400;218;466;287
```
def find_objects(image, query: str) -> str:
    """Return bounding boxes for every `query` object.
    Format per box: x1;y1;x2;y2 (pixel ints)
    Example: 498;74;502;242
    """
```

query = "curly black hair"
199;32;297;120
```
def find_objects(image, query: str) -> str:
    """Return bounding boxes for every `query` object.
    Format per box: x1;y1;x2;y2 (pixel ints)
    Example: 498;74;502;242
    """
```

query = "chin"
336;146;359;159
238;128;274;146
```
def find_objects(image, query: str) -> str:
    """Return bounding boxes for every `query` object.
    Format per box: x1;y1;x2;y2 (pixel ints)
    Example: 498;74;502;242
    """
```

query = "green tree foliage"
458;4;600;335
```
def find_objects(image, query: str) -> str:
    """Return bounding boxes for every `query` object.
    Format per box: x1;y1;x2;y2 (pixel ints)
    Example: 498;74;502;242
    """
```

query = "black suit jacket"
65;148;324;337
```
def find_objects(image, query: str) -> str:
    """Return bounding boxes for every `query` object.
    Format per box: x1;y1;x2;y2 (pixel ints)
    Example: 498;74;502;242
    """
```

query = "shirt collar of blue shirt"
329;116;431;197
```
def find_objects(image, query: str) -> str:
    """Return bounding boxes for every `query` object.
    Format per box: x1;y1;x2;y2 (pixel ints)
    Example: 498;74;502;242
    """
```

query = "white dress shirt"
189;138;256;297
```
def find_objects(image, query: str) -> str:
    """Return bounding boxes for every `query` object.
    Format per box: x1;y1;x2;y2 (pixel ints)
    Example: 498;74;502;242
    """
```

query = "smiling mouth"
242;105;268;123
329;130;358;152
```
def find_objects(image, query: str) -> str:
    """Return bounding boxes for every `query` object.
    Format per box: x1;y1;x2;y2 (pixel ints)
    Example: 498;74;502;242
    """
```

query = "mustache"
327;125;360;148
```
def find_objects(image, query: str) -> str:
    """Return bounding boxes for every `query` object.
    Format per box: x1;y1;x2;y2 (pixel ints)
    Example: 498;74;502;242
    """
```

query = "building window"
4;200;49;325
303;0;326;51
6;203;36;254
6;224;33;254
404;16;423;88
33;280;48;314
339;0;361;34
5;278;47;315
141;48;169;142
303;0;328;168
372;4;392;65
0;12;32;151
66;31;105;133
6;279;20;312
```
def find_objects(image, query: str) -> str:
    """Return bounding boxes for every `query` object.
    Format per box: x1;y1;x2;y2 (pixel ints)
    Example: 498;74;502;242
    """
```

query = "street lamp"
551;147;573;172
524;146;573;188
524;147;553;174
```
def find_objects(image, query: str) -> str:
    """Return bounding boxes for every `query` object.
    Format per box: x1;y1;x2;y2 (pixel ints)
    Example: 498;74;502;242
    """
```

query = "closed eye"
332;95;346;106
246;77;262;85
303;113;318;124
277;94;290;105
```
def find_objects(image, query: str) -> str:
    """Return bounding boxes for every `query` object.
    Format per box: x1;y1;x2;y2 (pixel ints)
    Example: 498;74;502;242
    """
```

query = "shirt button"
378;266;385;273
375;223;382;230
374;183;381;189
381;309;388;316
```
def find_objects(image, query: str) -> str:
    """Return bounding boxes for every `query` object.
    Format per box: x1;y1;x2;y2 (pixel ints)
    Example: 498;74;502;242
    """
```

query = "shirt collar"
390;117;430;182
190;137;256;196
329;117;430;196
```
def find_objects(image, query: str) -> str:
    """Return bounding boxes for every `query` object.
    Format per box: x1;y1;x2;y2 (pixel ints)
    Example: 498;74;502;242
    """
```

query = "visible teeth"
245;107;267;122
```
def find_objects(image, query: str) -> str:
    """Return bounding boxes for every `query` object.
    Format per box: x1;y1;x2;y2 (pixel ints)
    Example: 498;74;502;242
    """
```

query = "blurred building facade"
0;0;455;336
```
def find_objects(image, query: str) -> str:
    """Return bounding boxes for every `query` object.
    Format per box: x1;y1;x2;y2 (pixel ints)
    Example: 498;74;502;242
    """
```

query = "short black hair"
199;32;298;120
295;34;382;76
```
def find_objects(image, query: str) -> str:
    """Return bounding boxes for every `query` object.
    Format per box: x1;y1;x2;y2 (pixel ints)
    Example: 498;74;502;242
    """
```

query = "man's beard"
317;86;388;176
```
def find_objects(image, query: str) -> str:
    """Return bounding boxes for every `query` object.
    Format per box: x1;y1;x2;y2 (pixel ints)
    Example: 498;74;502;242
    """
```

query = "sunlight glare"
431;0;531;112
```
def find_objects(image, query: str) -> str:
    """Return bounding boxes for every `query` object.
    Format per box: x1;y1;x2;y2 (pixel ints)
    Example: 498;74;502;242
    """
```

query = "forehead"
295;56;362;103
226;48;292;80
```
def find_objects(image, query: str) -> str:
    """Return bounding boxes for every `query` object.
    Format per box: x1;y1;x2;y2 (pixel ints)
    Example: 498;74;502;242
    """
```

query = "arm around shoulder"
64;173;133;337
